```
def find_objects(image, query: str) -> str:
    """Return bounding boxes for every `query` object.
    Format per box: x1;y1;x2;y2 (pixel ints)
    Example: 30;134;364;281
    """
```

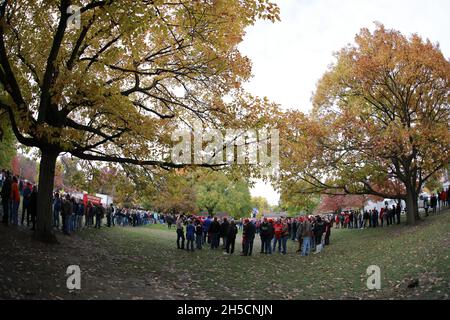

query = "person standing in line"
280;219;289;255
324;218;332;246
241;219;251;256
53;193;62;229
106;203;112;227
224;220;238;255
92;204;99;228
195;220;203;250
248;219;256;256
1;172;11;224
28;185;38;231
372;209;378;228
430;194;437;214
313;216;325;254
61;194;72;235
291;218;297;241
447;188;450;207
76;199;84;230
301;218;313;256
18;178;23;197
176;214;185;250
208;217;221;249
21;182;32;226
259;218;271;254
388;206;394;225
379;207;384;227
424;195;430;217
296;218;304;253
186;219;195;252
220;217;229;250
203;216;212;244
10;176;20;225
395;203;401;224
272;219;283;254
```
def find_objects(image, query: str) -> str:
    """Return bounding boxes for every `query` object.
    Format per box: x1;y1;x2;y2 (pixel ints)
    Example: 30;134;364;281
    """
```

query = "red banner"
83;194;102;206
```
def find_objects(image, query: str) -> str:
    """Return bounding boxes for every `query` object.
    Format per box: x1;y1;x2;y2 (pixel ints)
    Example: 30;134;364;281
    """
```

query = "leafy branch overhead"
0;0;280;166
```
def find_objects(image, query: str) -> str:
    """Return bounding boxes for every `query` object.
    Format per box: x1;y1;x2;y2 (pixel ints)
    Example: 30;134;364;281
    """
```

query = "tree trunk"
405;186;418;225
34;148;59;243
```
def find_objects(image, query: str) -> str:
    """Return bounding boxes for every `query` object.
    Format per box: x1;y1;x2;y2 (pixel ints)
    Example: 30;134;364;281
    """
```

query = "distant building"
263;212;288;219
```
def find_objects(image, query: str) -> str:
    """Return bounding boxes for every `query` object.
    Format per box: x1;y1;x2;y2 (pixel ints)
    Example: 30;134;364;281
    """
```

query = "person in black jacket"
1;172;11;224
195;220;203;249
28;186;38;231
208;217;221;249
241;219;256;256
396;203;401;224
312;216;325;253
224;220;238;254
259;218;271;254
220;217;230;249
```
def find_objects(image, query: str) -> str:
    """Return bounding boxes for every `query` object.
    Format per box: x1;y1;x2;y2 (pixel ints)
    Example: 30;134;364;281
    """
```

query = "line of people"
334;205;402;230
51;193;166;235
1;170;38;230
174;214;332;257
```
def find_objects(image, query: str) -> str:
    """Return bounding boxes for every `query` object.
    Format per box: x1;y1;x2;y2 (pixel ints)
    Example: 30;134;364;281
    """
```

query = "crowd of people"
2;167;450;254
51;195;168;235
333;191;450;230
1;170;38;229
173;215;332;257
0;169;168;235
423;190;449;215
334;204;402;229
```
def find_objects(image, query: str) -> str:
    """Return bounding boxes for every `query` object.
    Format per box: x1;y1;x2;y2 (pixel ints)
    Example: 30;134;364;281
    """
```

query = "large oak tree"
0;0;279;241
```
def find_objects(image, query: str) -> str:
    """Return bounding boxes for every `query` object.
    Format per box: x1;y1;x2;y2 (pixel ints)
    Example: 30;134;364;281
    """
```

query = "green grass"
78;211;450;300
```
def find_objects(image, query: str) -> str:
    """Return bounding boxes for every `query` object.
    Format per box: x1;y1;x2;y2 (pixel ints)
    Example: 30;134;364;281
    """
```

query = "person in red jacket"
10;176;20;225
272;219;283;253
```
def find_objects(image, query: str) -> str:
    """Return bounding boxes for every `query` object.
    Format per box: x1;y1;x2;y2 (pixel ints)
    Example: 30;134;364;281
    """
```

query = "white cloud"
240;0;450;113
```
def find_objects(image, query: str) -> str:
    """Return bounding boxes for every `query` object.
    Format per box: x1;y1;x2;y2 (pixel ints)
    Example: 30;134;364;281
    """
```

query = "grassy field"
1;210;449;300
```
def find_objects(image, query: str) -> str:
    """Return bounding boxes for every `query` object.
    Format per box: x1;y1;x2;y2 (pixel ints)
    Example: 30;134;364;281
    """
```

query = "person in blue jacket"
202;216;212;244
186;219;195;252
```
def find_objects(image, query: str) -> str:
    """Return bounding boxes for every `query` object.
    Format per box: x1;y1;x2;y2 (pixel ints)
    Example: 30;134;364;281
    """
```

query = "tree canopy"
0;113;15;169
279;24;450;225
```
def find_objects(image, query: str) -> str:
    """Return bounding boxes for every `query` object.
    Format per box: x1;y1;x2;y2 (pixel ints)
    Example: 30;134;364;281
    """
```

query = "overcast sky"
244;0;450;205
